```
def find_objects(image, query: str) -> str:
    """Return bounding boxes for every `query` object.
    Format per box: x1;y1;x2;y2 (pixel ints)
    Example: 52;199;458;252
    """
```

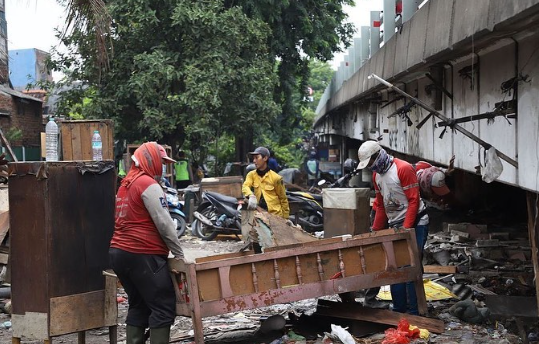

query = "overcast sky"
6;0;65;51
5;0;382;72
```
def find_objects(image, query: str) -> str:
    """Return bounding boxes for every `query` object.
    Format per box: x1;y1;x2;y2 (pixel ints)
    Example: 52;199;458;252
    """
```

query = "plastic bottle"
92;130;103;161
45;117;59;161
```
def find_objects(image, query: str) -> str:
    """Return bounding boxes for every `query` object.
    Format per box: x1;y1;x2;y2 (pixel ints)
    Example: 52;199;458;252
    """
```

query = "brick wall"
0;93;42;147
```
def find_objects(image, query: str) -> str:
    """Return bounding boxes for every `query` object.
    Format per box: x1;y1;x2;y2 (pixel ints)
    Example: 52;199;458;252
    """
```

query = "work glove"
247;194;258;210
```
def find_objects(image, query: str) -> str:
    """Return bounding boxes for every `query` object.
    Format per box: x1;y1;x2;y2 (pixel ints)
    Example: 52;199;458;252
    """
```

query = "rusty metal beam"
368;73;518;168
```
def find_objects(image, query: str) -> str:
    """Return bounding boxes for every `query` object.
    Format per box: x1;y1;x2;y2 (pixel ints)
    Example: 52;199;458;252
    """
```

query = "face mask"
162;164;167;178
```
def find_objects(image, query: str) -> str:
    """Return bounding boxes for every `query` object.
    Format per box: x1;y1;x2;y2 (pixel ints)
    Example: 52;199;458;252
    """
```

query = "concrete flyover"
314;0;539;193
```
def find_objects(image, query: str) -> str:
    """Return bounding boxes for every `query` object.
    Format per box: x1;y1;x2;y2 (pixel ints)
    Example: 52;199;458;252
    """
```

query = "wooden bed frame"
169;228;427;344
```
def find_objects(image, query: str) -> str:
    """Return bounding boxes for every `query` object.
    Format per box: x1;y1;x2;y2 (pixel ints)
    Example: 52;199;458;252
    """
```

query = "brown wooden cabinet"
8;161;117;343
60;119;114;161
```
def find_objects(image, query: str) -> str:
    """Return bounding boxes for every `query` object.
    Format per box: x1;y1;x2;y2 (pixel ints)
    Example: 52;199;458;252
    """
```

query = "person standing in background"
305;151;320;187
174;151;193;189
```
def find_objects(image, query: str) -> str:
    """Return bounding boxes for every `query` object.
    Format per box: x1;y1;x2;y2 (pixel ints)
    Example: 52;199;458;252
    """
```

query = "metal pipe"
368;73;518;168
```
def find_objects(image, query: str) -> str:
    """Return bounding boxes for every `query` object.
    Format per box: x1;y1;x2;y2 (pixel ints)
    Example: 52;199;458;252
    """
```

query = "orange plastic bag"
382;319;421;344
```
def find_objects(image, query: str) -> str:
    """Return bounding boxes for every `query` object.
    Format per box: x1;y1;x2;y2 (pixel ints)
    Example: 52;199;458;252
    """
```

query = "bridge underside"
314;0;539;194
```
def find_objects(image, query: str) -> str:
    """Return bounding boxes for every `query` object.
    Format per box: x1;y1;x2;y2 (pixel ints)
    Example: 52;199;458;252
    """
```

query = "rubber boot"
150;327;171;344
363;287;389;309
126;325;145;344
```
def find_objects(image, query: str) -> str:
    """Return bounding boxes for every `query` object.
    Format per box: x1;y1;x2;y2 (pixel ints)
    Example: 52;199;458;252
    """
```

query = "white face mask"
162;164;167;178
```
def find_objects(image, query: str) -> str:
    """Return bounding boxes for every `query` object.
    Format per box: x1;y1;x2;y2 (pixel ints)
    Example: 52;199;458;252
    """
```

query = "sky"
5;0;382;75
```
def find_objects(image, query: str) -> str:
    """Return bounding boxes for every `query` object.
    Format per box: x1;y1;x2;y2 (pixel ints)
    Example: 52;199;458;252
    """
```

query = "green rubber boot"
126;325;146;344
150;327;171;344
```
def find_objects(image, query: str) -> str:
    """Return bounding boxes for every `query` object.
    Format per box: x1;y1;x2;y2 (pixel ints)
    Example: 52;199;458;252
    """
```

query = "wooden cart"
169;228;427;344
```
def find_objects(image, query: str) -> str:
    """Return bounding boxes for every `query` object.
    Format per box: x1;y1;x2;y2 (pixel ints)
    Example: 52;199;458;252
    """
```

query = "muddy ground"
0;229;534;344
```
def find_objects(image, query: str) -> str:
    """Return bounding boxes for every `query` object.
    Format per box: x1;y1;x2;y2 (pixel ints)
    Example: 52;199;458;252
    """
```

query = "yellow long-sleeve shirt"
242;169;290;219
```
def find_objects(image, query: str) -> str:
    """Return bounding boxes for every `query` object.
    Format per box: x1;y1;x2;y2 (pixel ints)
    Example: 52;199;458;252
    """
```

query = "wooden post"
526;191;539;317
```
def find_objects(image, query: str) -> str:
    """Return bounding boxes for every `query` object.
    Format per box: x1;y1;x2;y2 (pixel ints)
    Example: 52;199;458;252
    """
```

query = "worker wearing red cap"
110;142;184;344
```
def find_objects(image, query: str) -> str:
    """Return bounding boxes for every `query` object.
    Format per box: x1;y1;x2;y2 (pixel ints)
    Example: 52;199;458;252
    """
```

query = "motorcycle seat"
205;191;238;205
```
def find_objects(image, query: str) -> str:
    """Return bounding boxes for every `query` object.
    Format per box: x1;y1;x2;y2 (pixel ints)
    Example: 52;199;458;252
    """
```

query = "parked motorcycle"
287;191;324;233
289;169;362;232
192;191;242;241
164;186;187;238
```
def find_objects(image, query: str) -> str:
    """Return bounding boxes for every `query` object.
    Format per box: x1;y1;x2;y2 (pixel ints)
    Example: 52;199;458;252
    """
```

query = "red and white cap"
431;170;450;196
158;145;176;164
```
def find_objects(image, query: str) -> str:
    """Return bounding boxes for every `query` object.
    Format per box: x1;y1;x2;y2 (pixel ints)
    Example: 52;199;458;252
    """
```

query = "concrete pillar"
370;11;381;56
383;0;396;43
402;0;420;23
347;47;356;77
343;54;350;80
354;37;362;68
361;26;370;60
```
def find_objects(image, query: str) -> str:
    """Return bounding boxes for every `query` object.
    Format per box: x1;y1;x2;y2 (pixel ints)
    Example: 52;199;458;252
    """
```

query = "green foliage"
5;127;23;143
51;0;279;165
53;0;351;170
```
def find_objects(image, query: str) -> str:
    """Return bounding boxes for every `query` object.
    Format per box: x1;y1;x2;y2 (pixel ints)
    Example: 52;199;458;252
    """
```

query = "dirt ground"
0;229;533;344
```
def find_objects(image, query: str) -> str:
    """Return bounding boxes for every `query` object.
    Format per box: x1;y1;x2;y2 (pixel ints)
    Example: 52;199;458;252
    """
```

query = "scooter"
192;191;242;241
164;186;187;238
287;191;324;233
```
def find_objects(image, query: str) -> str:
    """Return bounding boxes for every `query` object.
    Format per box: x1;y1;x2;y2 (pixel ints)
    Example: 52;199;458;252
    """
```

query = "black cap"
248;147;270;157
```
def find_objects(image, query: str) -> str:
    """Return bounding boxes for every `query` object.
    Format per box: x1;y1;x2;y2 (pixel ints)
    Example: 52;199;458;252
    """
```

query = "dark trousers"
109;248;176;328
176;180;190;189
390;225;429;315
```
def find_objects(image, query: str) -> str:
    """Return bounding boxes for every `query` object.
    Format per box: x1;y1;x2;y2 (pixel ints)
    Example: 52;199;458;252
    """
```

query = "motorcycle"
192;191;242;241
164;186;187;238
287;191;324;233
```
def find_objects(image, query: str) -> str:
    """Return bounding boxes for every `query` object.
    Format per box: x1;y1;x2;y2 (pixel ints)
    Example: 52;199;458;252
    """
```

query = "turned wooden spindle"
359;247;367;273
316;253;325;281
338;249;345;278
251;263;259;292
273;259;281;288
295;256;303;284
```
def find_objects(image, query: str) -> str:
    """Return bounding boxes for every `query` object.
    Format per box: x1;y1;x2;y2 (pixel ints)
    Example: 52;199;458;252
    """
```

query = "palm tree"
63;0;112;69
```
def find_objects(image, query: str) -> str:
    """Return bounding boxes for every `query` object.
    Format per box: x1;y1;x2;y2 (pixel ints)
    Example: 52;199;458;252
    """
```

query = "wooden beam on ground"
424;265;457;274
526;191;539;318
316;299;445;334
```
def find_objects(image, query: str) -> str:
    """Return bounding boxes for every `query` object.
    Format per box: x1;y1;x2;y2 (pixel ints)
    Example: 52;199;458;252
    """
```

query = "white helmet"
357;141;382;169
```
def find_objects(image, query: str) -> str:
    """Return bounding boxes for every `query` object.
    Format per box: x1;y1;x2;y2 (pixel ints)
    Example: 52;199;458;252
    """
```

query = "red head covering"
121;142;164;188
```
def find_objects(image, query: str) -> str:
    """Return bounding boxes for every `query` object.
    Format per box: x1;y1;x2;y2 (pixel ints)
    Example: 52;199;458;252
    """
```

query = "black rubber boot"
363;287;389;309
150;327;171;344
126;325;146;344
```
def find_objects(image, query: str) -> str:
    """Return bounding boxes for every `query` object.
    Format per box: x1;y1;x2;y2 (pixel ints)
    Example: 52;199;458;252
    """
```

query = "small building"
8;48;52;91
0;85;42;160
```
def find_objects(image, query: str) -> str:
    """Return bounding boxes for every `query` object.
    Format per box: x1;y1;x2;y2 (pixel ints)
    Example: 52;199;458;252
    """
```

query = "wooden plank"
60;123;74;160
0;210;9;244
526;191;539;318
0;253;8;265
103;272;118;326
80;122;93;161
50;290;107;336
424;265;457;274
71;123;83;160
316;299;445;334
0;128;18;162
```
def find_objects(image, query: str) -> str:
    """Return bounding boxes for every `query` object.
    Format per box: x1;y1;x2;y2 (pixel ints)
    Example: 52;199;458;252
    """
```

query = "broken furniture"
9;162;117;344
169;228;427;344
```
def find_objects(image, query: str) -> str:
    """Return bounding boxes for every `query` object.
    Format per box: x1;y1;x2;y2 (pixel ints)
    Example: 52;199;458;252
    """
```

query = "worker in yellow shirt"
242;147;290;219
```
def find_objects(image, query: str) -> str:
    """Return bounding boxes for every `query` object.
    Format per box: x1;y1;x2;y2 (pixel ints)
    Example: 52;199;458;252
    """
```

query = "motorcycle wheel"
170;213;187;238
193;204;219;241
